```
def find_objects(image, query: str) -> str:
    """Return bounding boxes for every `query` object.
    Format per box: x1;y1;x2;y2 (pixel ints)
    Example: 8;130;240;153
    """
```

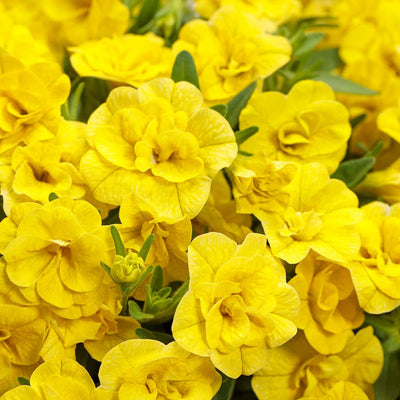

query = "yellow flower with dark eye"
0;53;70;161
172;6;291;104
239;80;351;174
97;339;222;400
172;232;300;379
80;78;237;219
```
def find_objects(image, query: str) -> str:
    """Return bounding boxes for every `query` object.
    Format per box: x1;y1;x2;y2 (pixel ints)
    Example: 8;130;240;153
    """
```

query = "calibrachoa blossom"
348;201;400;313
289;251;364;354
0;304;46;379
192;171;253;242
69;33;174;87
259;163;362;264
42;0;130;46
172;232;300;378
239;80;352;174
0;53;70;161
172;6;291;104
230;152;297;215
80;78;237;219
193;0;302;32
251;328;383;400
96;339;222;400
0;358;99;400
299;381;369;400
118;191;191;284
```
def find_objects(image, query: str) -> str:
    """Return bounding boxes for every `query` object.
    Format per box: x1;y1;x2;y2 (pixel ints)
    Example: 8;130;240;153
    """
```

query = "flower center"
280;208;323;241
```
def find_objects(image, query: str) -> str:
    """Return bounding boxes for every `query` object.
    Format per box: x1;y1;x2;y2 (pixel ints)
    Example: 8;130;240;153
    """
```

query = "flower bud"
111;251;145;284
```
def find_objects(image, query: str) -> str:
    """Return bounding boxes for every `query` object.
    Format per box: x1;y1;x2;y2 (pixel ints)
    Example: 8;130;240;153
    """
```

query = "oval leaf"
331;156;375;188
171;51;200;89
315;73;379;95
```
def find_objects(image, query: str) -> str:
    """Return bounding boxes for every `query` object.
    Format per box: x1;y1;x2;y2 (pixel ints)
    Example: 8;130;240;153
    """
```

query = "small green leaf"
17;377;30;386
138;234;154;262
157;286;172;299
212;374;236;400
235;126;259;146
315;73;379;95
351;113;367;129
128;301;154;321
238;150;253;157
135;328;174;344
211;104;228;117
110;226;126;257
171;51;200;89
375;352;400;400
226;81;257;129
150;265;164;292
331;156;375;188
293;32;325;57
306;47;343;71
48;192;58;202
65;81;85;121
133;0;160;30
100;261;111;274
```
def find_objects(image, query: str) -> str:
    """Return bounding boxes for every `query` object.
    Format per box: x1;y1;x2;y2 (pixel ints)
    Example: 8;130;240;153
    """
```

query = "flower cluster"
1;0;400;399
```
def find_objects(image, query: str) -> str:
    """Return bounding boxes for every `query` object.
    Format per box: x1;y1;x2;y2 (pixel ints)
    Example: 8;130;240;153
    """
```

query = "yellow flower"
348;201;400;313
0;363;39;397
193;0;302;32
230;152;297;215
119;191;191;289
192;171;253;243
355;159;400;204
42;0;130;46
172;6;291;104
377;98;400;143
172;232;300;378
260;163;362;264
0;358;98;400
0;142;86;213
0;53;70;161
299;382;369;400
339;61;400;170
70;33;174;87
0;304;46;380
289;252;364;354
97;339;221;400
80;78;237;219
252;327;383;400
239;80;351;174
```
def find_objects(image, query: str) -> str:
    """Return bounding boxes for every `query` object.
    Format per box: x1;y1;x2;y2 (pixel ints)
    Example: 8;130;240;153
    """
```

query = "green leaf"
102;207;120;225
133;0;160;30
128;301;154;321
331;156;375;189
293;32;324;57
157;286;172;299
212;374;236;400
211;104;228;117
138;234;154;262
226;81;257;129
17;377;30;386
69;81;85;121
375;352;400;400
171;51;200;89
135;328;174;344
100;261;111;274
314;73;379;95
351;113;367;129
110;226;126;257
235;126;259;146
238;150;252;157
150;265;164;292
306;48;343;71
48;192;59;202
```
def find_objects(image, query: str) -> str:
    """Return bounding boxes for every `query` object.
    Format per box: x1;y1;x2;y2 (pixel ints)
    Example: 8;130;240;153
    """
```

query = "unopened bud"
111;251;145;284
